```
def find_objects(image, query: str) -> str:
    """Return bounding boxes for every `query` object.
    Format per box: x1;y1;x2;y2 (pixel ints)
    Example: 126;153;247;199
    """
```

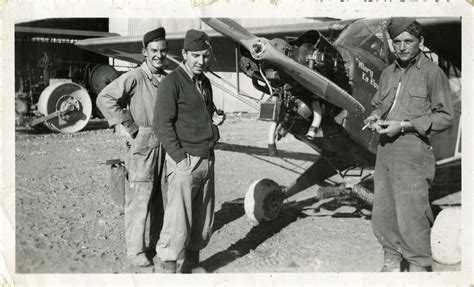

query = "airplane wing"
75;17;460;71
75;19;356;72
75;35;145;64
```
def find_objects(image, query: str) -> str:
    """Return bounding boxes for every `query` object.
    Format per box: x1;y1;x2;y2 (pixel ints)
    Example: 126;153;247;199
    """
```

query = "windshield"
335;18;391;62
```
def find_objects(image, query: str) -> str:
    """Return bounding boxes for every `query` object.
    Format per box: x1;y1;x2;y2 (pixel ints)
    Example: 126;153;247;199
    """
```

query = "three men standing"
364;18;453;272
97;18;453;274
153;29;225;273
97;27;168;267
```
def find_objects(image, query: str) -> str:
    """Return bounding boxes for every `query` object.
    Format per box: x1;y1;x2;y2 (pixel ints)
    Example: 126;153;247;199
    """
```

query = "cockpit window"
335;19;392;63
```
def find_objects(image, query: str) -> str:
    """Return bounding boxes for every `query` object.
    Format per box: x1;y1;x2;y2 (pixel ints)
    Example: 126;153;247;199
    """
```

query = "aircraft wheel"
37;82;92;133
431;207;461;265
89;64;119;95
244;178;284;223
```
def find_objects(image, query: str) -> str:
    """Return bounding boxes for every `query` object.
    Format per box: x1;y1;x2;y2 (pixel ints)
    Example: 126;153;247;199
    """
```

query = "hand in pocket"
176;155;189;170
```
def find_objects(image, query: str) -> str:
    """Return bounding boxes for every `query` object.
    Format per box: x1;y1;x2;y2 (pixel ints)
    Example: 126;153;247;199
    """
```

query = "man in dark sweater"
153;29;225;273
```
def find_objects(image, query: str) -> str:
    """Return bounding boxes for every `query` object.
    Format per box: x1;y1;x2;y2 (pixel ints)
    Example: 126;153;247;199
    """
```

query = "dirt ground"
15;114;461;274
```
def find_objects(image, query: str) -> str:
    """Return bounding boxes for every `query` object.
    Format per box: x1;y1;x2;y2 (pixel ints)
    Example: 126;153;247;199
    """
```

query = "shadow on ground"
213;198;246;232
15;118;109;135
216;142;319;162
202;190;370;272
203;160;462;273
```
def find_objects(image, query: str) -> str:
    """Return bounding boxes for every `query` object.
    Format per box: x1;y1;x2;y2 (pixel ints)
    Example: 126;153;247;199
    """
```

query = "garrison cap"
183;29;211;51
142;27;166;48
387;17;417;39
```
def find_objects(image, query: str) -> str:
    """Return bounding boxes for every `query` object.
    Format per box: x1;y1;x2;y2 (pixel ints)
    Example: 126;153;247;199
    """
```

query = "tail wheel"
37;82;92;133
244;178;284;223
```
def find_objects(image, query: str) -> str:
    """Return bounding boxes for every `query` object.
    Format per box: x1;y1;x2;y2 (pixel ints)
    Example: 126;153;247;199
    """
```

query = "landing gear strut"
244;161;374;223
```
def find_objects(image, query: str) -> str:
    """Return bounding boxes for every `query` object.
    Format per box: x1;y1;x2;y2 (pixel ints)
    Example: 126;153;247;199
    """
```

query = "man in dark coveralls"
97;27;168;267
364;18;453;272
153;29;225;273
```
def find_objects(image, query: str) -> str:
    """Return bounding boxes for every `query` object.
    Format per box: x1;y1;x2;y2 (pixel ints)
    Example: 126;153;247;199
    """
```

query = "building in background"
14;18;120;132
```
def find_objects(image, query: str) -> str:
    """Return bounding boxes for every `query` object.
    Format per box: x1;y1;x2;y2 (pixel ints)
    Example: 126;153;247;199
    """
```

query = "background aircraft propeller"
202;18;365;115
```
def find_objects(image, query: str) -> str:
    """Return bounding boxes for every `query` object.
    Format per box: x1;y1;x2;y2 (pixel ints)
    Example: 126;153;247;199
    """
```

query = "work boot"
129;254;152;267
181;250;200;273
152;256;177;273
380;252;402;272
408;264;432;272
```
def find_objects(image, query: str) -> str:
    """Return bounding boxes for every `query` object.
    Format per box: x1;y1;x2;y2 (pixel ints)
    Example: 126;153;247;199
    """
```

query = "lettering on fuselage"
356;57;379;90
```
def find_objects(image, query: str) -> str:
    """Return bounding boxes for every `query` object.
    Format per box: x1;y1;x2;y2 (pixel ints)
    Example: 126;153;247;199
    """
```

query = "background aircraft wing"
75;35;144;64
76;19;357;71
76;17;461;71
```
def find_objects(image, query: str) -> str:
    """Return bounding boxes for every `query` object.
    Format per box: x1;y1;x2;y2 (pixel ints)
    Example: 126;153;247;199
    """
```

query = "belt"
380;133;430;146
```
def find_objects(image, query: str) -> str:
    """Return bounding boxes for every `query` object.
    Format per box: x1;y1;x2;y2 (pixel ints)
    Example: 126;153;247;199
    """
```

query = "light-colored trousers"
156;153;215;262
124;142;166;258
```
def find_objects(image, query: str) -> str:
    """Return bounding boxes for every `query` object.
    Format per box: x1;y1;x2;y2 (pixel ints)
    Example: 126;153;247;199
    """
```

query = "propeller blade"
201;18;258;53
202;18;365;115
256;38;364;114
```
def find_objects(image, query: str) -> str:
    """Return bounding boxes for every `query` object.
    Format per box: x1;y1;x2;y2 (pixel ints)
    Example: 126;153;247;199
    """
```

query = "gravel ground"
15;114;461;274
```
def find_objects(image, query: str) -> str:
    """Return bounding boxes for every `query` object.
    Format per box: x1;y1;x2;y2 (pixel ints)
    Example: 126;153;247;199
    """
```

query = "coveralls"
370;52;453;268
153;63;220;262
97;62;167;259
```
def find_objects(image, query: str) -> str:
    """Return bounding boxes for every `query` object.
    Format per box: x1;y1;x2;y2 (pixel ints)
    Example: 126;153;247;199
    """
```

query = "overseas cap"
143;27;166;48
183;29;211;51
387;17;417;39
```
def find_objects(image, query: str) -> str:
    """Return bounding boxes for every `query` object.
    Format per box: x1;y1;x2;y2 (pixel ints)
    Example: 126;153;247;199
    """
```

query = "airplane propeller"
201;18;365;115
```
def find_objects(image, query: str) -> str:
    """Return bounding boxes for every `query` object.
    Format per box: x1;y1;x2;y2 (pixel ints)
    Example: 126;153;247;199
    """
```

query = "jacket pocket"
407;87;429;115
128;147;155;182
131;130;160;154
408;87;428;98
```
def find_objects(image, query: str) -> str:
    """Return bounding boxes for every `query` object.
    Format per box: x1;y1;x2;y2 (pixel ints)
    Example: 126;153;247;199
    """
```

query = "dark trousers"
372;134;435;267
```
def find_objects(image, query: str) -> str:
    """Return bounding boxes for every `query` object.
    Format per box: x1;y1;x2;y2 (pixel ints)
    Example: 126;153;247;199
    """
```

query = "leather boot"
380;252;402;272
181;250;200;273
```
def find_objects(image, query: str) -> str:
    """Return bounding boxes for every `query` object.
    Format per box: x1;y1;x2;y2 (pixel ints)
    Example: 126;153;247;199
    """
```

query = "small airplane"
76;17;461;224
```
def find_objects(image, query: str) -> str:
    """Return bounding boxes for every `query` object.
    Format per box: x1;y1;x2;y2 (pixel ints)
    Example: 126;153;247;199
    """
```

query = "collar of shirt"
141;62;165;86
393;51;425;72
180;62;203;83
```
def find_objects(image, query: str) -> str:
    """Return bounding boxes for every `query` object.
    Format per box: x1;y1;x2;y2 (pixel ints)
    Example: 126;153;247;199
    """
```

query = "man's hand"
213;110;225;126
114;124;131;139
114;121;138;140
122;120;138;138
363;114;381;131
176;155;190;170
377;120;403;137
